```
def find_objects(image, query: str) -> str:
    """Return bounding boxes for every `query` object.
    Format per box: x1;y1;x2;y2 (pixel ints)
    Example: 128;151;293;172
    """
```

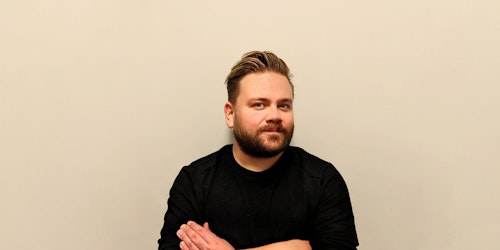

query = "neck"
232;143;283;172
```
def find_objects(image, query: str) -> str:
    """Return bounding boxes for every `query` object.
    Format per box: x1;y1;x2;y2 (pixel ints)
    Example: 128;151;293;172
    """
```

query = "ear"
224;101;234;128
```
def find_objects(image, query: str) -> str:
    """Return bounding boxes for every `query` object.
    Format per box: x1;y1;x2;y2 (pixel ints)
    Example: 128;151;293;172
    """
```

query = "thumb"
203;222;210;230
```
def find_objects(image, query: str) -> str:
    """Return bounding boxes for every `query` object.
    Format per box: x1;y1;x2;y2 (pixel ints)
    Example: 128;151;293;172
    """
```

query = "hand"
177;221;235;250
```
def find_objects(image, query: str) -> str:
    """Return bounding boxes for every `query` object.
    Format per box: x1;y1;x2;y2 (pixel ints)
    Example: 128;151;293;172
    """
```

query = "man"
158;51;358;250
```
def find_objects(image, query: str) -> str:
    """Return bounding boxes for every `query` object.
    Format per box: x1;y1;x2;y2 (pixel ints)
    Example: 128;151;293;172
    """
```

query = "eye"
252;102;264;109
278;103;292;110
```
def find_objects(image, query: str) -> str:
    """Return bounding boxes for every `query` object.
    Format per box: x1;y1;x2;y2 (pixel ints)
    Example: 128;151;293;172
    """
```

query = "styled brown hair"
225;51;293;104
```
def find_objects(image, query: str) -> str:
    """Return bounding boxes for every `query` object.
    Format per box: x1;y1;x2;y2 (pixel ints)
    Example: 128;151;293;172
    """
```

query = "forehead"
238;72;293;100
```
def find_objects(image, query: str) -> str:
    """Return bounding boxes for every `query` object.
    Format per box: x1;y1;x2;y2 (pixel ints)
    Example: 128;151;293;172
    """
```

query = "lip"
262;130;281;133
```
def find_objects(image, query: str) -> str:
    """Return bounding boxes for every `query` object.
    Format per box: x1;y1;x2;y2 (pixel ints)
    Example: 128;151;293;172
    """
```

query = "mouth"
261;127;284;134
263;130;281;134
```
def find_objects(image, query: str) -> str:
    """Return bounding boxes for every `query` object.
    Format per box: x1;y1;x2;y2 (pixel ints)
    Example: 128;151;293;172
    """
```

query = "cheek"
247;116;265;128
283;113;294;126
240;110;266;125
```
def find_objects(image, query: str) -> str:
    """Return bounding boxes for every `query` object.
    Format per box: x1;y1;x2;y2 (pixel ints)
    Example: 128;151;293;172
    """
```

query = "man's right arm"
158;167;203;250
243;239;311;250
176;221;311;250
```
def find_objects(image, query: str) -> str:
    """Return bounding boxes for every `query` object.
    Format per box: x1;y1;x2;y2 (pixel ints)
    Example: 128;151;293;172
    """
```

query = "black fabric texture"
158;145;358;250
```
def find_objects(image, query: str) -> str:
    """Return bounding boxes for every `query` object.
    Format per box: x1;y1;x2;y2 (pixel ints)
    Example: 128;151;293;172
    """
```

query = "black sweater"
158;145;358;249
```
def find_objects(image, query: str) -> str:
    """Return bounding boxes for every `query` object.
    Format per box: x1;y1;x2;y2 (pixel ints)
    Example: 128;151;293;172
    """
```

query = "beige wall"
1;1;499;249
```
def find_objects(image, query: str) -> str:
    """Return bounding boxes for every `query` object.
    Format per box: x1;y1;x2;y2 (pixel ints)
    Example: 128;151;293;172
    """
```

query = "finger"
177;225;200;250
177;224;188;241
180;239;200;250
178;227;201;250
187;221;216;242
179;241;187;250
183;223;208;249
177;226;188;249
186;221;207;238
187;221;205;232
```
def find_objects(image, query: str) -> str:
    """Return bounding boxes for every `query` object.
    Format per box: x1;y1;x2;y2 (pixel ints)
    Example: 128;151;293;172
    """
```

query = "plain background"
1;1;499;249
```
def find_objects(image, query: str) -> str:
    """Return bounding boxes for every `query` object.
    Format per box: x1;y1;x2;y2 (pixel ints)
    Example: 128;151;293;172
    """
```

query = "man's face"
225;71;294;158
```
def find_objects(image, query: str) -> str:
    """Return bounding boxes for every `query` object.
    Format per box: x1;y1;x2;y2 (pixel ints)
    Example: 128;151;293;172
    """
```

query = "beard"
233;116;294;158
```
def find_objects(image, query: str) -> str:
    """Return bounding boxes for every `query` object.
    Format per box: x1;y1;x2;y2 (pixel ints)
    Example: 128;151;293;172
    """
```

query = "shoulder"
288;146;330;165
179;145;231;178
287;146;342;179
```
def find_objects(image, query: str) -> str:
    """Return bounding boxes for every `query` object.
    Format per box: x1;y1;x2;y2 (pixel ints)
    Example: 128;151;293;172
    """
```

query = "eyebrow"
249;98;293;103
279;98;293;103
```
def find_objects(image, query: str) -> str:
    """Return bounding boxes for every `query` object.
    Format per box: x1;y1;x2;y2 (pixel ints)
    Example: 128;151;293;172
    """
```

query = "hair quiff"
225;51;293;104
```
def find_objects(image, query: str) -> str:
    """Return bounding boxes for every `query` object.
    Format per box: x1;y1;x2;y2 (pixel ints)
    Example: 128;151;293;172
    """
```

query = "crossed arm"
176;221;312;250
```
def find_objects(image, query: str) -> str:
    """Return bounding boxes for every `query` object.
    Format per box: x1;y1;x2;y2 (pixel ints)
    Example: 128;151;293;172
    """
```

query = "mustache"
259;125;286;132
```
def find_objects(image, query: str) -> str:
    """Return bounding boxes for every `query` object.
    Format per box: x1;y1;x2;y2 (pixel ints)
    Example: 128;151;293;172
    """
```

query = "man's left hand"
177;221;235;250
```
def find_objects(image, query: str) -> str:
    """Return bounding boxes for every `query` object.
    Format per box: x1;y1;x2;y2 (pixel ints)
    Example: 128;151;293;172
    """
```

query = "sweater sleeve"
310;165;359;250
158;167;203;250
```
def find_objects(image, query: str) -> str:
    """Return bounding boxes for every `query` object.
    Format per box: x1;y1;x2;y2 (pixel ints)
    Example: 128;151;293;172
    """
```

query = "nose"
266;106;282;123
